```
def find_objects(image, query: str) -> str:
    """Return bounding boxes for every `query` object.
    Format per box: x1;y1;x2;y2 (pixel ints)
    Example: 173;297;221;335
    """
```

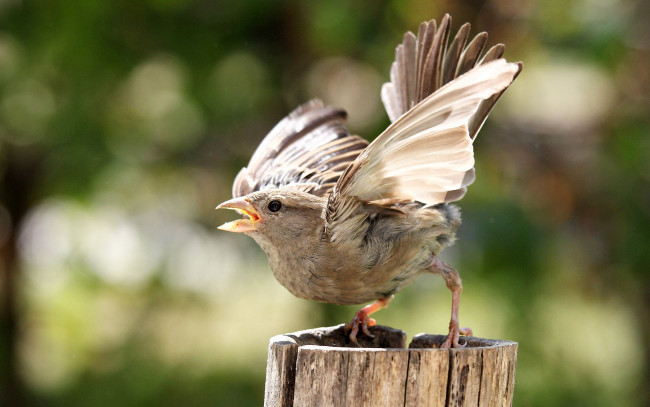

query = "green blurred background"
1;0;649;406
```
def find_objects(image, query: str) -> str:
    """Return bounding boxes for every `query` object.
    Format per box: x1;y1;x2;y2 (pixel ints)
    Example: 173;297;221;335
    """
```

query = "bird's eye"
268;200;282;212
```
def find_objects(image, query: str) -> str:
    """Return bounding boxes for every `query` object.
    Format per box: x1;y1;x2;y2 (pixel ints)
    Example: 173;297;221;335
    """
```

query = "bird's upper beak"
216;197;260;233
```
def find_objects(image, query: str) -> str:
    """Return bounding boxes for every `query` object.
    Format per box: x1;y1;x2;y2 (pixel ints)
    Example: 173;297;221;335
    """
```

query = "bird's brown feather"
219;14;522;349
232;100;367;198
327;59;522;241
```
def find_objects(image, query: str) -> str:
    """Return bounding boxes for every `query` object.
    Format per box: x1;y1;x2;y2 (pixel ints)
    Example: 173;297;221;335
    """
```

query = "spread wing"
232;99;368;198
381;13;512;138
327;15;522;239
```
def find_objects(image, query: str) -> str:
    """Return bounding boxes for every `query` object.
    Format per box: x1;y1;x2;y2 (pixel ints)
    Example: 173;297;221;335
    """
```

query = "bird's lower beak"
216;197;260;233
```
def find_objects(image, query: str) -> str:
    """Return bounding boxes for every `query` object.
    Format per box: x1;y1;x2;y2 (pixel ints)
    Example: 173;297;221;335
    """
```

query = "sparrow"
217;14;521;348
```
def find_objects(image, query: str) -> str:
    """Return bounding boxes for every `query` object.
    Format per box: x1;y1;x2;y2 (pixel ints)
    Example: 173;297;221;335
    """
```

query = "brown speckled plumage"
217;15;521;348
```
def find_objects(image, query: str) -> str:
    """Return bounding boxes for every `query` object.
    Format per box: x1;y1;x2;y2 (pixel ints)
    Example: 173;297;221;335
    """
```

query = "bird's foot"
441;321;473;349
343;297;392;345
344;309;377;345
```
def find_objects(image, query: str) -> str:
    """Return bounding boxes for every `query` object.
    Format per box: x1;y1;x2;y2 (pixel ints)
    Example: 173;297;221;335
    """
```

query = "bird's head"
216;188;327;248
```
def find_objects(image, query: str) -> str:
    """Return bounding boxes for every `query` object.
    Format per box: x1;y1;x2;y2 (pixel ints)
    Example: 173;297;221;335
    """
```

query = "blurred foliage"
0;0;649;406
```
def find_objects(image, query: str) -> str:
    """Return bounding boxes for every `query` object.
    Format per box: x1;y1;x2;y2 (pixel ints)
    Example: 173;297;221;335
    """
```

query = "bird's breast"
264;236;428;305
261;204;461;305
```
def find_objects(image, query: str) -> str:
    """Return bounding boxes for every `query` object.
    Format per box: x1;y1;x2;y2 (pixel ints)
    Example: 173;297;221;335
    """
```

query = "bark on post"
264;325;517;407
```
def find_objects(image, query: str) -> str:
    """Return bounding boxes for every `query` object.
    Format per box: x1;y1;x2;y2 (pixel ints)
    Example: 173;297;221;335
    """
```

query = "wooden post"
264;325;517;407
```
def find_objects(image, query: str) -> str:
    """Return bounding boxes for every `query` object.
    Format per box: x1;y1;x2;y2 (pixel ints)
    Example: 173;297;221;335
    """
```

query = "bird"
217;14;522;348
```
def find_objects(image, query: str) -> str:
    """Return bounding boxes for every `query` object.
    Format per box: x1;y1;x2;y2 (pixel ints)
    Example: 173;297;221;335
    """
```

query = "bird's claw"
441;323;473;349
344;310;377;345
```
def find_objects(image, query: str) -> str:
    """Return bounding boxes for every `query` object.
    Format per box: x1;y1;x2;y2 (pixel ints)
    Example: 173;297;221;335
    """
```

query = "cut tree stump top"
264;324;518;407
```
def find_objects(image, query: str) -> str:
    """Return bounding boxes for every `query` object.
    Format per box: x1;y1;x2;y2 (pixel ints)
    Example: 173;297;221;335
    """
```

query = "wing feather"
442;23;471;85
327;59;522;234
232;100;368;198
325;16;522;240
380;13;512;139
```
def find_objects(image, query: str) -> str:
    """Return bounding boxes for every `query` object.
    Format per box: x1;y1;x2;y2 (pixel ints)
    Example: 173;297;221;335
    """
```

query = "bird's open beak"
216;197;260;233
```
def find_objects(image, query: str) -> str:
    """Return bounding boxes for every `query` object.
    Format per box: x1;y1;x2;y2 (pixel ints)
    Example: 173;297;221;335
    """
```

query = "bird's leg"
344;295;393;345
430;256;473;349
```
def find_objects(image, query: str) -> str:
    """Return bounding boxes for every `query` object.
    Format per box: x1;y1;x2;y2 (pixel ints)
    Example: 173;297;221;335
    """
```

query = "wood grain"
264;326;518;407
404;349;449;407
